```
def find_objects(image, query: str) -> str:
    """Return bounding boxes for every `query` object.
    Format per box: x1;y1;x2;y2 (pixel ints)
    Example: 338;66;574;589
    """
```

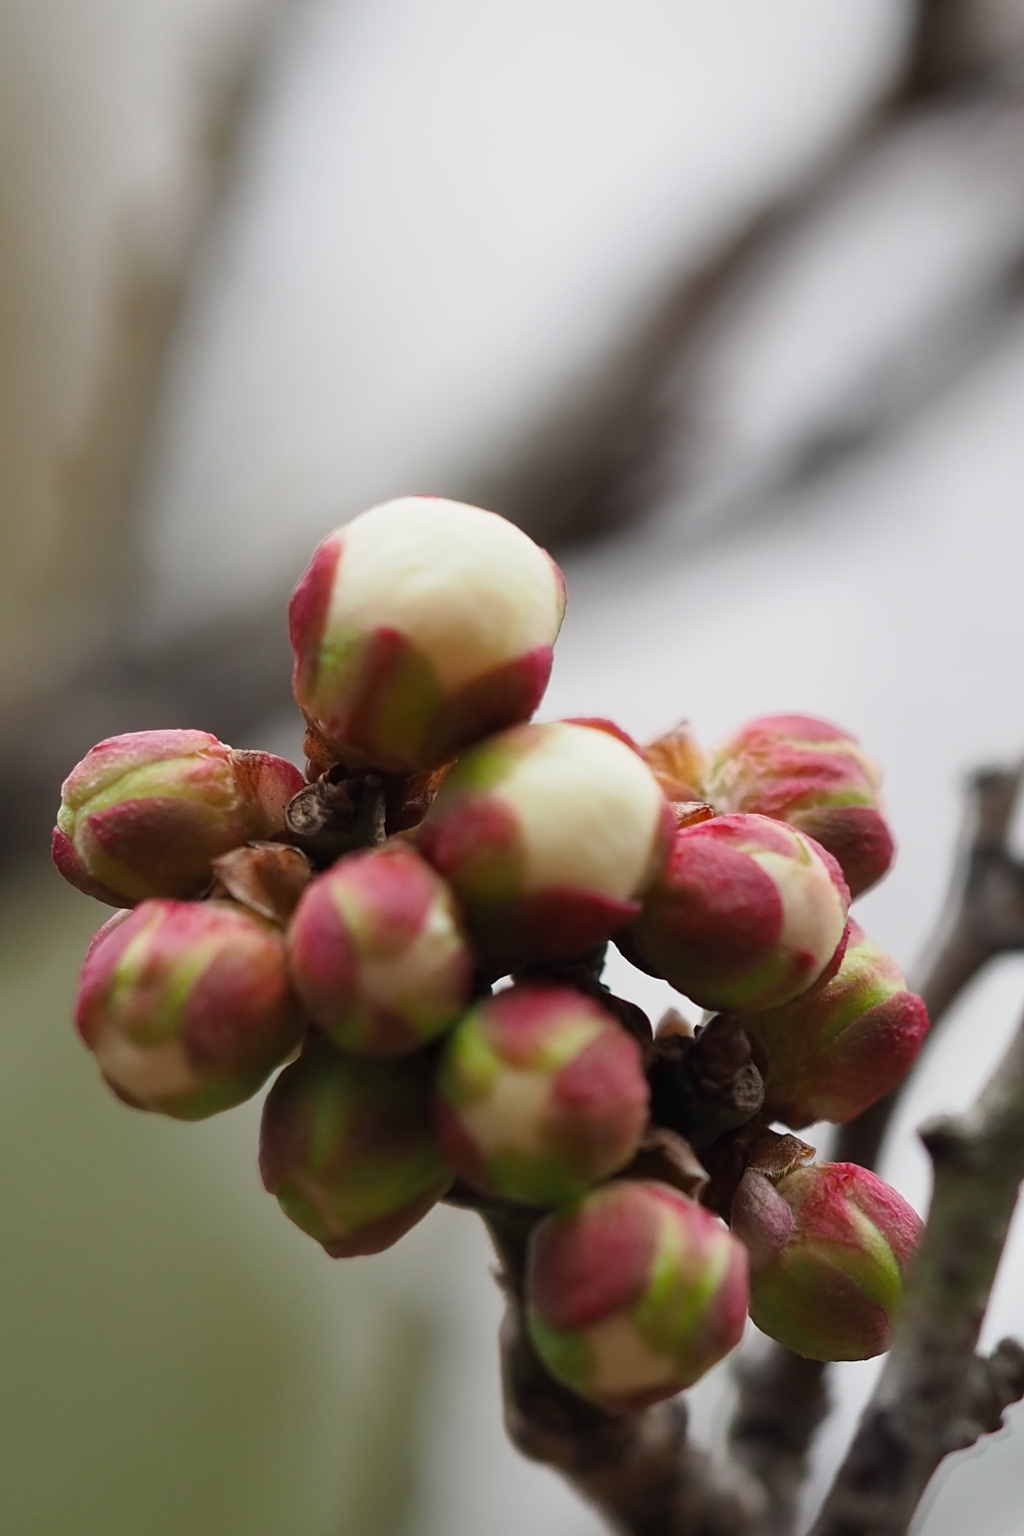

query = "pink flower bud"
730;1161;922;1361
434;984;649;1205
526;1180;748;1409
741;922;929;1128
706;715;894;897
289;497;566;773
259;1040;452;1257
628;814;850;1012
418;720;673;965
75;899;304;1119
54;729;304;906
286;843;472;1056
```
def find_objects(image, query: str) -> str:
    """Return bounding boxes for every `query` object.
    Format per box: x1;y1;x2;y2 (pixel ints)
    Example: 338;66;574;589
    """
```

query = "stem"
836;762;1024;1171
727;760;1024;1533
809;1017;1024;1536
728;1349;830;1536
484;1207;762;1536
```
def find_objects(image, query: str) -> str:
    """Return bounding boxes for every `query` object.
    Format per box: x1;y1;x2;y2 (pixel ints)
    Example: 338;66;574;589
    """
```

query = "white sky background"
141;0;908;634
127;1;1024;1532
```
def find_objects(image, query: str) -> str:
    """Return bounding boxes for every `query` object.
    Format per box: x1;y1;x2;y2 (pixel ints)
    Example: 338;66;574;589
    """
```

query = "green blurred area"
0;862;433;1536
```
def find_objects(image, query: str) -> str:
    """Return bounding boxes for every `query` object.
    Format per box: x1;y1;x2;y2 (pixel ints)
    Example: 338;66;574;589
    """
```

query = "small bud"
730;1162;922;1361
54;729;304;906
287;843;473;1056
75;899;304;1119
644;721;710;802
741;922;929;1128
259;1040;452;1257
289;497;566;773
526;1180;748;1410
418;720;673;965
434;984;649;1205
706;715;894;897
628;813;849;1012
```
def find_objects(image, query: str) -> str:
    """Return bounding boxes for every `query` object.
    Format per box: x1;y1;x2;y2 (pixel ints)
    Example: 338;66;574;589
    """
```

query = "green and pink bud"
289;496;566;774
627;813;849;1012
706;715;894;897
53;729;304;906
75;898;304;1119
526;1180;748;1410
286;843;472;1056
434;984;649;1206
418;720;673;965
259;1040;452;1257
730;1161;922;1361
740;922;929;1128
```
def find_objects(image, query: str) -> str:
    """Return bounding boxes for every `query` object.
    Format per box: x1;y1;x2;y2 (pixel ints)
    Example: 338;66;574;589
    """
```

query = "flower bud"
259;1040;452;1257
289;497;566;773
54;729;304;906
730;1162;922;1361
628;814;849;1012
418;720;673;965
741;922;929;1128
526;1180;748;1409
75;899;304;1119
286;843;472;1056
643;721;710;803
434;984;649;1205
706;715;894;897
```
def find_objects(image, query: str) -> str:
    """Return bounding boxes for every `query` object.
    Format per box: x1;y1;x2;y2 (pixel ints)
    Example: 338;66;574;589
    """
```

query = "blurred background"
4;1;1024;1531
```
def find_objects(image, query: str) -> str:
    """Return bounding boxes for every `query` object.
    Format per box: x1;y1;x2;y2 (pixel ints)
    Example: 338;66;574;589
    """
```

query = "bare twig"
836;760;1024;1171
485;1207;762;1536
725;756;1024;1533
728;1348;831;1536
488;750;1024;1536
809;1014;1024;1536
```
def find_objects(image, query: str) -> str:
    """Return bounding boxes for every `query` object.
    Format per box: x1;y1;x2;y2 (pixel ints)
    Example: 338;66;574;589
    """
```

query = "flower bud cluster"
54;498;927;1411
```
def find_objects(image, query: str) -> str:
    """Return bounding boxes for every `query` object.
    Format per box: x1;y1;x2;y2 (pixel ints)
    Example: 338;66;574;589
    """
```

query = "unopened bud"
526;1180;748;1409
434;984;649;1205
628;814;849;1012
706;715;894;897
75;898;304;1119
418;720;672;965
259;1040;452;1257
54;729;303;905
730;1161;922;1361
289;497;566;773
287;843;472;1056
741;922;929;1127
644;721;710;802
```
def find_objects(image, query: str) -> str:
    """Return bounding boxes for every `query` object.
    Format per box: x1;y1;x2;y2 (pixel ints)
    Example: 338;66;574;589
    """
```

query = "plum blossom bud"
259;1040;452;1257
730;1162;922;1361
54;729;304;906
628;814;849;1012
289;497;566;774
434;984;649;1205
643;721;710;803
526;1180;748;1409
706;715;894;897
418;720;673;965
286;843;472;1056
75;899;304;1119
741;922;929;1128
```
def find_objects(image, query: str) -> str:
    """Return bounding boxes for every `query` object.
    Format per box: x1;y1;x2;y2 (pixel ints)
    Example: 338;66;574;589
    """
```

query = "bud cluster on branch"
53;497;931;1481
